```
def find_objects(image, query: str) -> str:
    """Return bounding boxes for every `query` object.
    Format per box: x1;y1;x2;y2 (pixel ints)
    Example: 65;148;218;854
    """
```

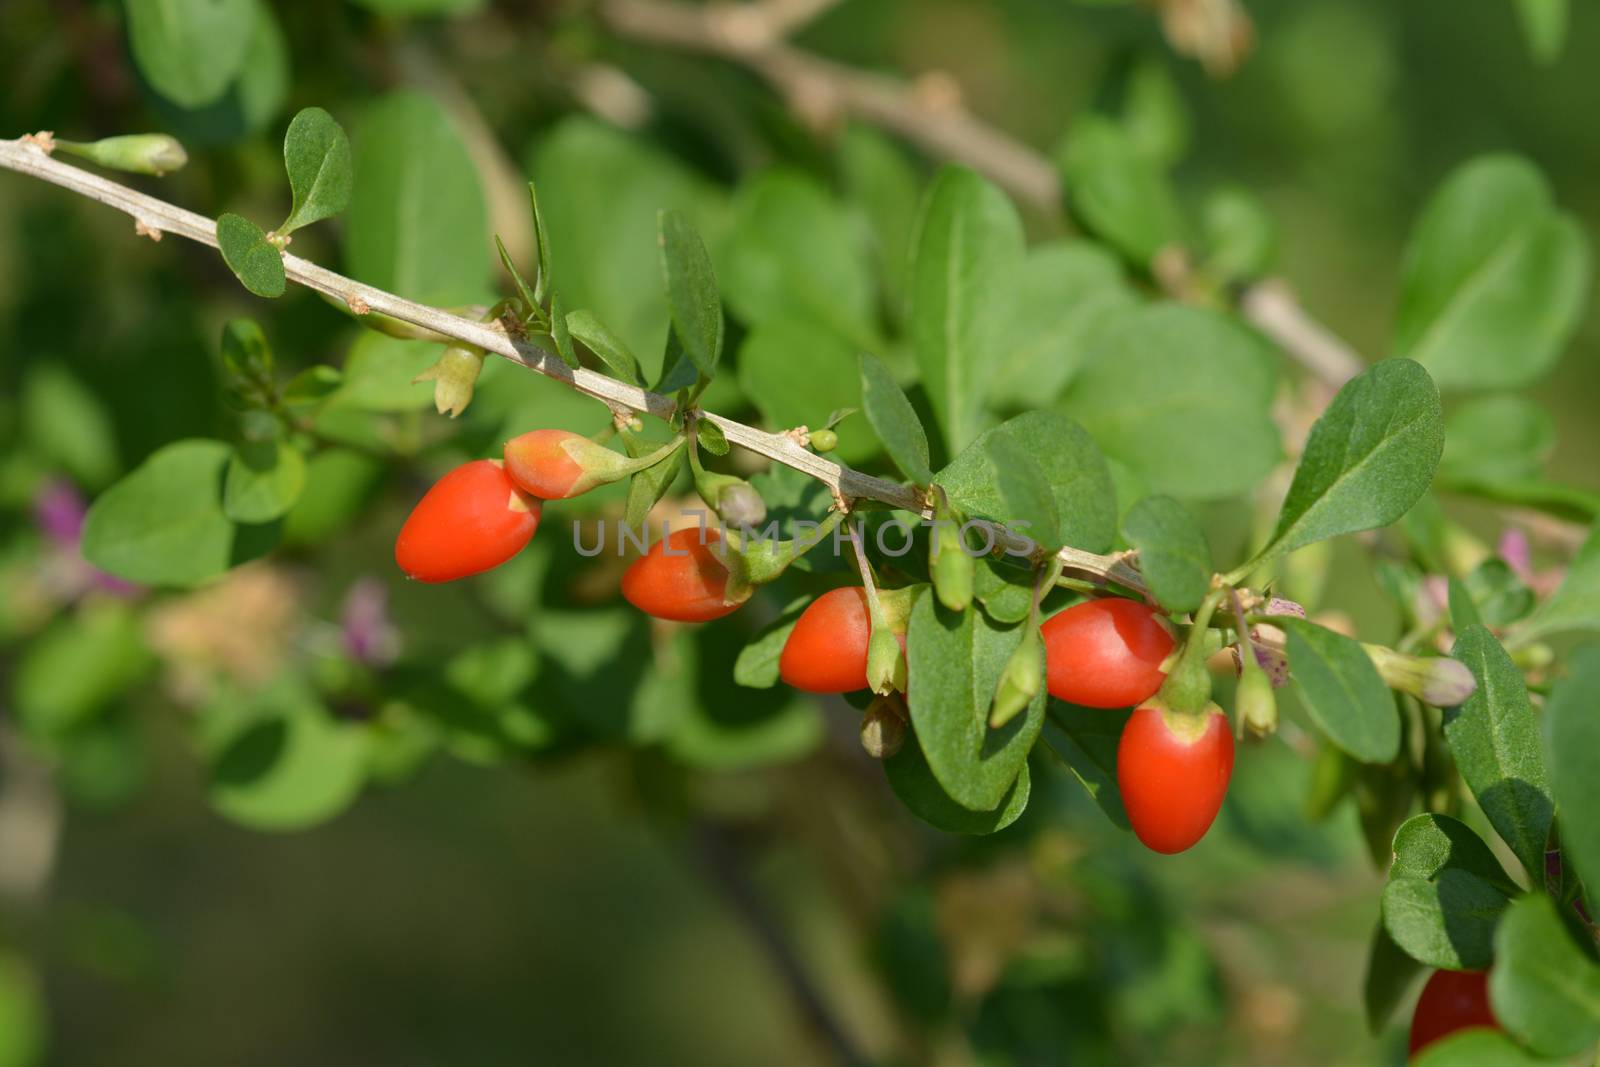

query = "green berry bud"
57;133;189;176
990;629;1043;728
809;428;838;453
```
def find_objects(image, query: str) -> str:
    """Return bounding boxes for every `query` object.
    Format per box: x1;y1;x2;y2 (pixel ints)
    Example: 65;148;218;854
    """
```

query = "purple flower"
33;479;86;547
341;577;400;667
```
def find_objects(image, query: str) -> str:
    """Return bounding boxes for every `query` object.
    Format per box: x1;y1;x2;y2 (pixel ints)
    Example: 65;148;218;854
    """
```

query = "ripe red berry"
1409;970;1499;1058
621;527;741;623
1041;598;1173;708
781;587;871;693
395;459;540;583
504;428;589;499
1117;706;1234;854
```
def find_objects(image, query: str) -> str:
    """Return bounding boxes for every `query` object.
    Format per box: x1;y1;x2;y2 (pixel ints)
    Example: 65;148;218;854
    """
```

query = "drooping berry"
395;459;540;583
1116;705;1234;854
780;587;872;693
1042;598;1173;708
621;527;741;623
503;429;592;499
1408;970;1499;1058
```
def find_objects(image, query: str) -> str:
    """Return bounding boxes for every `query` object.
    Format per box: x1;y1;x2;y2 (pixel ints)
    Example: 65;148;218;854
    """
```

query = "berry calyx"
780;587;872;693
503;429;590;499
394;459;540;583
1041;598;1174;709
621;527;744;623
1408;970;1499;1058
1116;704;1234;854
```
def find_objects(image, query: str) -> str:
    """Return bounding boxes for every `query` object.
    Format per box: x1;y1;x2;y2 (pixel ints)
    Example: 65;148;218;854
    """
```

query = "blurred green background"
0;1;1596;1064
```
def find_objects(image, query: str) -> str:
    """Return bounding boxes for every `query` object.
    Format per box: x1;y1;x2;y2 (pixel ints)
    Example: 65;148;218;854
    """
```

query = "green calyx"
562;434;685;493
724;509;847;599
1235;663;1277;738
990;627;1044;728
930;489;973;612
1155;588;1225;716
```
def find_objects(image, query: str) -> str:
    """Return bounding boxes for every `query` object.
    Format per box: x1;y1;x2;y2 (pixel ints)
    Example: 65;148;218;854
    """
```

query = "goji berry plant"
0;1;1597;1064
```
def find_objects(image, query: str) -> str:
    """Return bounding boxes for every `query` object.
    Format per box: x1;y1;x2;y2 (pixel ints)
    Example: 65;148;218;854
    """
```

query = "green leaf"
82;439;262;587
566;309;642;385
0;950;47;1067
1440;394;1555;485
1363;922;1425;1035
125;0;255;108
1390;813;1521;897
1449;576;1485;631
325;333;437;412
13;602;151;736
221;317;272;381
1381;870;1510;969
1282;618;1398;763
1056;115;1184;267
279;106;352;234
664;625;824;771
839;124;921;320
732;598;809;689
1511;525;1600;643
216;212;285;298
886;740;1030;835
909;166;1025;455
622;436;685;531
151;0;288;145
936;411;1117;555
1409;1029;1555;1067
1514;0;1569;64
21;362;118;487
1491;893;1600;1057
719;169;876;347
1115;57;1190;168
905;595;1045;812
1062;304;1279;501
1395;155;1589;390
280;365;343;407
973;558;1034;624
658;209;723;379
1042;705;1131;829
990;241;1139;408
1122;495;1211;613
1202;186;1277;283
1249;359;1443;571
495;234;538;317
695;418;728;457
281;448;384;548
983;434;1060;552
223;439;307;524
346;91;489;304
209;687;370;832
1545;647;1600;916
1446;625;1553;879
859;352;932;484
549;288;579;369
739;317;873;463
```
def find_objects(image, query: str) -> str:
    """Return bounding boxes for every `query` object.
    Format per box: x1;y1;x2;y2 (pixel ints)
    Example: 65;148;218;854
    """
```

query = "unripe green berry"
809;428;838;452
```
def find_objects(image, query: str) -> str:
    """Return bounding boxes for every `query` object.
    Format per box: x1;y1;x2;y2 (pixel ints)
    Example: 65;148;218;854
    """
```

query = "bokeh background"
1;1;1596;1064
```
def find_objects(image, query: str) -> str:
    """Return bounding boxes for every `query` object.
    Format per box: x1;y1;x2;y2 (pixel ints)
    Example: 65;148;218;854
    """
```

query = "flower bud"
931;519;973;612
56;133;189;175
990;629;1043;728
691;460;768;529
860;695;907;759
413;344;485;418
1363;644;1477;707
1236;664;1277;737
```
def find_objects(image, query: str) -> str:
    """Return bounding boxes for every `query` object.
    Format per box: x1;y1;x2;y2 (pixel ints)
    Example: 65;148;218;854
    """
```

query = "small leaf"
1511;524;1600;643
885;734;1030;835
909;166;1024;455
1056;115;1184;268
1381;870;1509;969
210;687;370;832
1390;813;1521;897
905;594;1044;812
1440;394;1556;486
223;439;306;524
1395;155;1589;390
566;309;642;385
1122;495;1211;613
839;125;921;318
738;319;871;462
527;181;552;306
936;411;1117;555
495;234;538;317
696;419;729;457
280;106;352;234
983;434;1060;552
859;353;933;484
1062;304;1279;501
1282;618;1398;763
549;289;579;369
1363;922;1424;1035
1514;0;1569;64
1042;705;1131;829
1409;1029;1555;1067
732;598;809;689
1250;359;1443;571
280;365;343;407
125;0;255;108
1490;893;1600;1057
1446;625;1553;879
216;213;286;298
1201;185;1276;283
13;602;152;736
658;209;723;378
623;436;684;531
82;439;264;587
1545;647;1600;916
973;557;1033;624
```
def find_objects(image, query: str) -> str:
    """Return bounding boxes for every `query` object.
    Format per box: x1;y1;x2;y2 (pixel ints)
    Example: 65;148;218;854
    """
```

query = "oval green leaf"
1490;893;1600;1057
1283;618;1399;763
216;212;285;298
280;106;352;235
125;0;255;108
1122;495;1211;613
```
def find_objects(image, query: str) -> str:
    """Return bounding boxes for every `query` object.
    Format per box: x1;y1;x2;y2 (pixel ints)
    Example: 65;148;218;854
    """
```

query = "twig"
0;136;1142;592
597;0;1367;388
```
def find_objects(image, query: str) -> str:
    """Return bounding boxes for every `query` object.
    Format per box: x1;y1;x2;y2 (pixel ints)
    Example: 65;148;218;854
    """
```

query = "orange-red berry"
395;459;540;583
780;587;872;693
621;527;741;623
1409;970;1499;1058
504;429;589;499
1042;599;1173;708
1116;706;1234;854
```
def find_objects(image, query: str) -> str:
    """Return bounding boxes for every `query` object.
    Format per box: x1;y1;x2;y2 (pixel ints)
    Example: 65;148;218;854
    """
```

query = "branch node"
345;293;371;316
20;131;55;154
133;218;162;242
